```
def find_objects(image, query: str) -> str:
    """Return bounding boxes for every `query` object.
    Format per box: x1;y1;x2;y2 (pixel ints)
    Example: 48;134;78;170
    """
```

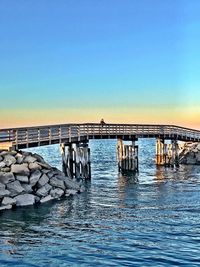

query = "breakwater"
0;150;84;211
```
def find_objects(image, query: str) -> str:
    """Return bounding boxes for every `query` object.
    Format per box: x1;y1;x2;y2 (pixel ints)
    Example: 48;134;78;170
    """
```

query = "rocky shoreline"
179;143;200;165
0;150;84;211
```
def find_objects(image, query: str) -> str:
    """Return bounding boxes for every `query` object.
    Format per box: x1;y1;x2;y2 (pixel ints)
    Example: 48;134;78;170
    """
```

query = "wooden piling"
156;139;179;167
60;142;91;179
117;138;138;173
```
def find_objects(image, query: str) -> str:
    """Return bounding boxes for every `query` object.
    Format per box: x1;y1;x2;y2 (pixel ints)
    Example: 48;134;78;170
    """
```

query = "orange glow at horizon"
0;106;200;130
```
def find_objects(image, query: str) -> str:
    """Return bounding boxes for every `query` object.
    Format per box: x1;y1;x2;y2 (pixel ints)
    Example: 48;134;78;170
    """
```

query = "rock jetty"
0;150;84;211
179;142;200;165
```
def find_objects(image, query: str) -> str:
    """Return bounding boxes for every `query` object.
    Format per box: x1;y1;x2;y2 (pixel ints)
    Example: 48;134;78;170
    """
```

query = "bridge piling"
117;138;138;173
60;142;91;180
156;138;180;167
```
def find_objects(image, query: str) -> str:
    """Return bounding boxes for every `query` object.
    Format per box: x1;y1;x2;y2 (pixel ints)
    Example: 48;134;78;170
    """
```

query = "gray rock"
0;172;15;184
47;171;55;178
21;151;31;157
37;174;49;188
49;177;65;190
0;182;5;189
0;161;6;168
7;180;24;197
63;177;81;191
0;189;10;198
0;156;3;161
3;154;16;166
2;197;16;206
14;194;35;206
23;155;37;164
1;167;11;172
50;188;64;198
38;162;51;170
30;170;42;186
32;153;46;163
0;204;12;211
29;162;42;171
9;151;17;156
41;169;50;174
36;184;52;197
11;163;30;176
16;175;29;183
40;195;54;203
21;183;33;193
65;189;77;196
0;151;8;156
35;196;40;203
16;154;24;164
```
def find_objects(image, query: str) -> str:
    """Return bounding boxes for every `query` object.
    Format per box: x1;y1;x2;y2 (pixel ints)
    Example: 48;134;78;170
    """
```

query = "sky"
0;0;200;129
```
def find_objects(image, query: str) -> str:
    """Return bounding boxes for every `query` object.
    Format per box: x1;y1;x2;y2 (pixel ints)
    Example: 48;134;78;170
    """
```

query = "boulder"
0;204;12;211
37;174;49;188
16;175;29;183
50;188;64;198
41;169;50;174
30;170;42;186
0;151;8;156
1;167;11;172
3;154;16;166
49;177;65;190
0;172;15;184
23;155;37;164
21;183;33;193
9;151;17;156
38;162;51;170
47;171;55;178
14;194;35;206
0;156;3;161
36;184;52;197
2;197;16;206
29;162;42;171
0;161;6;168
63;177;81;191
0;189;10;198
6;180;24;197
32;153;46;163
40;195;54;203
0;182;5;189
65;189;77;196
11;164;30;176
16;154;24;164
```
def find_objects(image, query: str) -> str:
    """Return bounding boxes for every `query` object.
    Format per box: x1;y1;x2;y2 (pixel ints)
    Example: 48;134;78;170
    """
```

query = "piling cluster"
0;150;84;211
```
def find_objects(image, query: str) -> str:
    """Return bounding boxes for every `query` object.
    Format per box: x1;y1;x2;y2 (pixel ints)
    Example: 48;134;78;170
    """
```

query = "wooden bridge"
0;123;200;149
1;123;200;178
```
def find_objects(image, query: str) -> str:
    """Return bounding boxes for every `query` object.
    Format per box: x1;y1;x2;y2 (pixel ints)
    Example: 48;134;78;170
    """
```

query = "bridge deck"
0;123;200;149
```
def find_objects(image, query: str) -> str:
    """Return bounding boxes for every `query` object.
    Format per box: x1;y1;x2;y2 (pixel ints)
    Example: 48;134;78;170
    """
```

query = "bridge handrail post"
59;126;62;143
69;126;71;142
38;128;41;145
15;130;18;149
78;125;80;141
26;129;29;146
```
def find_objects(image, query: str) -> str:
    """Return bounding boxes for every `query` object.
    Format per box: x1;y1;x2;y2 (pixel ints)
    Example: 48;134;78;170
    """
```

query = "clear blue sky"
0;0;200;127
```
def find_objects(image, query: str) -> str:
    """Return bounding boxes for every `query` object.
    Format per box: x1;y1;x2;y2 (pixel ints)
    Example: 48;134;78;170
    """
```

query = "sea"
0;139;200;267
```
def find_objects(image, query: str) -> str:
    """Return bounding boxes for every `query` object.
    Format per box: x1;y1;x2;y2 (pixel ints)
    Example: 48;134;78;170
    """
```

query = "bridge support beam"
60;142;91;179
117;138;138;173
156;138;179;167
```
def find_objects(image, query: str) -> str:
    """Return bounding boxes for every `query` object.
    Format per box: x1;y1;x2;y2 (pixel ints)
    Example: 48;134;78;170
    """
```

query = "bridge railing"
1;124;200;147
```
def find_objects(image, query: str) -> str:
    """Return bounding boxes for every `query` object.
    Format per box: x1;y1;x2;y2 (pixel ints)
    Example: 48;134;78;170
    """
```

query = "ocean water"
0;139;200;267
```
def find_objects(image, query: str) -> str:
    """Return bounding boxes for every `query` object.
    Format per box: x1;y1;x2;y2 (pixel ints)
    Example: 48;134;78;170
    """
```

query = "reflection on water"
1;139;200;266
